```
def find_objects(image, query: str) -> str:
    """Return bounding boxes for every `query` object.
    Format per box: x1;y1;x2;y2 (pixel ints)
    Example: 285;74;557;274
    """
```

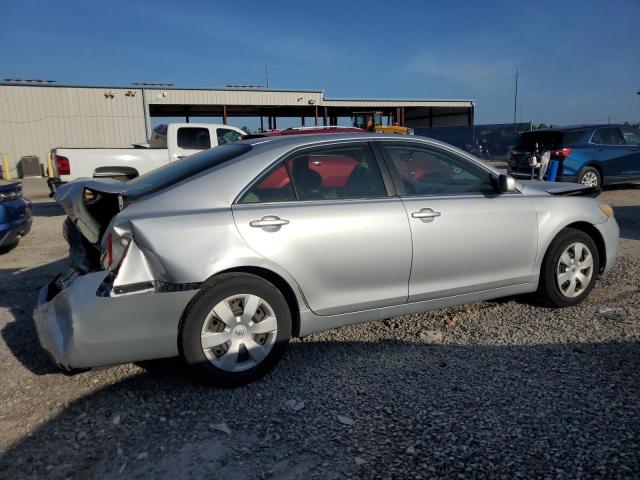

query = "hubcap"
580;171;598;187
200;294;278;372
556;242;594;298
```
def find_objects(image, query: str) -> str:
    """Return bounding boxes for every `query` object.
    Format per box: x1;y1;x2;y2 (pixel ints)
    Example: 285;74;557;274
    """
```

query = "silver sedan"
34;134;619;385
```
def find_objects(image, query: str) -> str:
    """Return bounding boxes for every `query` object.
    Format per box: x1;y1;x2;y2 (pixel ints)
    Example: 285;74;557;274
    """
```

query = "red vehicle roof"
260;126;367;136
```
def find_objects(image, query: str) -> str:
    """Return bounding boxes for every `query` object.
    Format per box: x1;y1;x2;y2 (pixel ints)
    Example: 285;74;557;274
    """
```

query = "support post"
396;107;401;125
314;106;319;126
46;152;54;178
222;105;228;125
273;116;277;129
301;115;305;127
2;154;11;181
260;115;264;131
268;116;273;130
323;107;328;126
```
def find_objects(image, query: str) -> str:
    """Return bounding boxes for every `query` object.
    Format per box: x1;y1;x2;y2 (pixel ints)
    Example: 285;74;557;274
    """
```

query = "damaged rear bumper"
34;270;198;370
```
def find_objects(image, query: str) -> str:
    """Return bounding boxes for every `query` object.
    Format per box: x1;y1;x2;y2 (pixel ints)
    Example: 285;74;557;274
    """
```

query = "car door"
590;127;628;179
620;127;640;179
232;141;412;316
377;140;538;302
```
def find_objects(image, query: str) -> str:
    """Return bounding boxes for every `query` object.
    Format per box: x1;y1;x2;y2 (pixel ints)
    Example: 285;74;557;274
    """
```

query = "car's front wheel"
179;273;292;386
536;228;599;307
577;166;601;188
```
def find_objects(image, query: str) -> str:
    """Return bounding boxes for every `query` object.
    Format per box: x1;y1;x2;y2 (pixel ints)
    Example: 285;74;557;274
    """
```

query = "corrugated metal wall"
0;86;147;170
145;88;324;107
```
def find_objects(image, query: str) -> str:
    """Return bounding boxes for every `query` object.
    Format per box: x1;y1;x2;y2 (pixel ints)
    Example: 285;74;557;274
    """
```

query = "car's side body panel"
232;198;413;315
400;194;539;301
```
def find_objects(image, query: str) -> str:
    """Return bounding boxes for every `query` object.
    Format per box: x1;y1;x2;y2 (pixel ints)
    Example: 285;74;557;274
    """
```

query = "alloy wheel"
580;171;599;187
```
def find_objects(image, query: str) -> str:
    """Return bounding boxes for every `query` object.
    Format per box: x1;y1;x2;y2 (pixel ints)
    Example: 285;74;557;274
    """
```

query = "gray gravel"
0;180;639;479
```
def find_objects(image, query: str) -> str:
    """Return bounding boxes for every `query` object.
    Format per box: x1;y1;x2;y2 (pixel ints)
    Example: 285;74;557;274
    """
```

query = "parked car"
508;124;640;188
0;180;32;250
49;123;246;193
35;134;619;385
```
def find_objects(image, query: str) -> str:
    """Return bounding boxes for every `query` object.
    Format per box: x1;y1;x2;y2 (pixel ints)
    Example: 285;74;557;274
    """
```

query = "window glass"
621;127;640;146
177;127;211;149
590;130;602;144
239;164;295;204
593;127;624;145
217;128;243;145
381;143;495;196
287;144;387;200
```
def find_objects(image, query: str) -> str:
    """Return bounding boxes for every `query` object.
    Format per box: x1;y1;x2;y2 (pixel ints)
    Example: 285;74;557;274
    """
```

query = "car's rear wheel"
536;228;599;307
179;273;291;386
577;166;601;188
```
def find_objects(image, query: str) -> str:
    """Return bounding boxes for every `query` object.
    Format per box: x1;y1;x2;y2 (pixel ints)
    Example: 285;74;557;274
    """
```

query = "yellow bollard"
47;152;54;178
2;153;12;181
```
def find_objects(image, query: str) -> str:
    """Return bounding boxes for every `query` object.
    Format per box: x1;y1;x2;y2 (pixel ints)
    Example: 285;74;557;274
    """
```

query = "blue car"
508;124;640;188
0;180;32;249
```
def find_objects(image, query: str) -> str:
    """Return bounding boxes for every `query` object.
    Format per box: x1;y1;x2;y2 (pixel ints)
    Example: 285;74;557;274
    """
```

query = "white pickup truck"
50;123;245;192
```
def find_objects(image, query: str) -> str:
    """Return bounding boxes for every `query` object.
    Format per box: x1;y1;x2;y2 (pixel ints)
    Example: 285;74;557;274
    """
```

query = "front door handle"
249;215;290;229
412;208;441;222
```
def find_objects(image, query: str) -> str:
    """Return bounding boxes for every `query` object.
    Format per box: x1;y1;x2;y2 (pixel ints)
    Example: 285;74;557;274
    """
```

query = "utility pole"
513;70;519;133
265;64;269;89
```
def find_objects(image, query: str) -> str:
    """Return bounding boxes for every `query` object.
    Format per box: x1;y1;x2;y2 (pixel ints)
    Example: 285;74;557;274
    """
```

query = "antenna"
513;70;519;133
265;64;269;89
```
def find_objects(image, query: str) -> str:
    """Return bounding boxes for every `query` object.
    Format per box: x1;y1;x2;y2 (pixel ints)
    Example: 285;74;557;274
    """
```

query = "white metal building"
0;82;474;172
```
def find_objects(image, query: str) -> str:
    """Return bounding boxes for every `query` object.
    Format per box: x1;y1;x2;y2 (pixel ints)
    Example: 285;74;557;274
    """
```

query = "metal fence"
415;122;532;160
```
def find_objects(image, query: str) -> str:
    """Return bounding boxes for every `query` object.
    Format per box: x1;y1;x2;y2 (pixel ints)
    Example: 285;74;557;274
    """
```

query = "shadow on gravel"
30;201;65;218
0;258;68;375
613;205;640;240
1;337;639;479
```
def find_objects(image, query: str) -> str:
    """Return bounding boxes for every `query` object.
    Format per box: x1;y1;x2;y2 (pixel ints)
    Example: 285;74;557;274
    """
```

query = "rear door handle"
249;215;290;229
412;208;441;222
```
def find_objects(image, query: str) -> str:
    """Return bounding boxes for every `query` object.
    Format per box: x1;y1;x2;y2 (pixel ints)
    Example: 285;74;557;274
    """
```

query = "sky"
1;0;639;127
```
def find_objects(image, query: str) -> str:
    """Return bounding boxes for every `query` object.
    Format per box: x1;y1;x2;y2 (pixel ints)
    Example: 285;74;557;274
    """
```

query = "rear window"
515;130;587;150
177;127;211;149
125;144;252;198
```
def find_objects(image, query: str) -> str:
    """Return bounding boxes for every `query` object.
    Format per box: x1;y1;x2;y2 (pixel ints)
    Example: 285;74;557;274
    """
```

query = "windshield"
515;130;587;151
124;143;252;197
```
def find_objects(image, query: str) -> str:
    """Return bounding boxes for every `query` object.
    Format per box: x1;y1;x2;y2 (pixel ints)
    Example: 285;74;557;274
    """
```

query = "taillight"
551;148;572;159
101;232;131;270
55;155;70;175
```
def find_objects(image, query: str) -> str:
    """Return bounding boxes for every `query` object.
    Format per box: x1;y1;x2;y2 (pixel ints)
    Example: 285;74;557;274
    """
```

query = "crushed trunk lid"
54;179;141;245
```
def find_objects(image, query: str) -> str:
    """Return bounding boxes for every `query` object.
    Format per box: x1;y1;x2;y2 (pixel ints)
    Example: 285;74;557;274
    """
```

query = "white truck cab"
50;123;245;192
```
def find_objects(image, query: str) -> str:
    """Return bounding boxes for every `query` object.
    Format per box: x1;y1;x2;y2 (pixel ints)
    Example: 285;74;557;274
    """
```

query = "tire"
536;228;599;307
577;166;601;188
179;273;291;386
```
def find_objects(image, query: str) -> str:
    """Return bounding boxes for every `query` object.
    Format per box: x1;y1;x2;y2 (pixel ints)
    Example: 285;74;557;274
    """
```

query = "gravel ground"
1;180;639;479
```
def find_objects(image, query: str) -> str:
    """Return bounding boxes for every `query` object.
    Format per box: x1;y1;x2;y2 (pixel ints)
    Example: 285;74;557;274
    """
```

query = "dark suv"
508;124;640;188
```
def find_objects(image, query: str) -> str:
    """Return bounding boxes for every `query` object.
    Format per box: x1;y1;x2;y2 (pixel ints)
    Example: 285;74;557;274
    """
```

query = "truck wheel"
577;167;601;188
536;228;599;307
179;273;291;386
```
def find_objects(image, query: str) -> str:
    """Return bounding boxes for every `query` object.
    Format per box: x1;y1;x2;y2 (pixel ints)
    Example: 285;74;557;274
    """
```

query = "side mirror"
498;174;516;193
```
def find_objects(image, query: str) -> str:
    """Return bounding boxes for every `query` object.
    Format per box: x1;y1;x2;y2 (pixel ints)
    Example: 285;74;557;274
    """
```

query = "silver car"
34;134;620;385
